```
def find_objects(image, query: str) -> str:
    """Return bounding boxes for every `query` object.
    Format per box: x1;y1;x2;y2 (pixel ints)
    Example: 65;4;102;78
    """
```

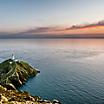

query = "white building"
12;54;15;60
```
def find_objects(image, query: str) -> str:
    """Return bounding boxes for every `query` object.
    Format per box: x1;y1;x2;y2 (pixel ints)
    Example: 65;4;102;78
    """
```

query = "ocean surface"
1;39;104;104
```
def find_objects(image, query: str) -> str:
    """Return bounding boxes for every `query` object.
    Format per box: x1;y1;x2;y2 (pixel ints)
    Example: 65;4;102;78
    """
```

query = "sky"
0;0;104;37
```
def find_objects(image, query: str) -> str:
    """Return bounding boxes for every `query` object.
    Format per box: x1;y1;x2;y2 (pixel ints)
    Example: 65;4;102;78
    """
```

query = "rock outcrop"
0;85;60;104
0;59;61;104
0;59;39;89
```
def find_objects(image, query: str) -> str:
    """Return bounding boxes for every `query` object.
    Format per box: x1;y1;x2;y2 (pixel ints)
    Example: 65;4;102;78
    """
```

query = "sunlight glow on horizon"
0;0;104;36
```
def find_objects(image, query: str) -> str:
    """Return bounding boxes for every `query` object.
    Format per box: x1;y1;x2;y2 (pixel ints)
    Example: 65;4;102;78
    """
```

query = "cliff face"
0;85;59;104
0;59;39;89
0;59;61;104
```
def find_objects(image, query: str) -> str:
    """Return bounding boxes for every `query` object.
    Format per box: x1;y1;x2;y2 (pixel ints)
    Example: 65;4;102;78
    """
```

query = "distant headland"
0;55;60;104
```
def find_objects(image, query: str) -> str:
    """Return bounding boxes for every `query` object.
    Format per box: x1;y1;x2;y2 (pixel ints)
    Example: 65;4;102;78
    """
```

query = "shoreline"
0;58;61;104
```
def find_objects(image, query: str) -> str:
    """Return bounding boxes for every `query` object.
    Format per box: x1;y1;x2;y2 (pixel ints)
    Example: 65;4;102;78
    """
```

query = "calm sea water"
0;39;104;104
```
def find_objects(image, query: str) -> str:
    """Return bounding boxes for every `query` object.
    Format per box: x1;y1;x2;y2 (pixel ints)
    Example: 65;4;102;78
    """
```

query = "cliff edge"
0;59;61;104
0;59;39;90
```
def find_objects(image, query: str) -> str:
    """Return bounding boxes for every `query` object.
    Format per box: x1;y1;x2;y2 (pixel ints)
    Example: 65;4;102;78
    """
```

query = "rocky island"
0;56;61;104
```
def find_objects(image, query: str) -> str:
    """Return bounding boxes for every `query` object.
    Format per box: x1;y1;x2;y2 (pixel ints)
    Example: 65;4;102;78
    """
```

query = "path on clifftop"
0;59;17;83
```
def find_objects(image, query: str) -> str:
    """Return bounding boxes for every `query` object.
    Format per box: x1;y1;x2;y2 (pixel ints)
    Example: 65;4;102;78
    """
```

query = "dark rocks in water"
0;59;39;89
37;70;40;73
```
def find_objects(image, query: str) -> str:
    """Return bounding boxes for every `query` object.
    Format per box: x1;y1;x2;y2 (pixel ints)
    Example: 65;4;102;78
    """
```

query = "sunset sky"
0;0;104;38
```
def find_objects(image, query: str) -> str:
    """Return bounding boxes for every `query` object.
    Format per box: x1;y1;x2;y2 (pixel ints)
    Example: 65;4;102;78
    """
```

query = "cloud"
25;27;53;33
66;20;104;30
3;19;103;39
21;20;104;35
23;27;60;34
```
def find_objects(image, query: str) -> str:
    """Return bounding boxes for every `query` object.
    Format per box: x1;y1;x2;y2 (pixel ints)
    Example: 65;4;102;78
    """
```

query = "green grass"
0;59;38;88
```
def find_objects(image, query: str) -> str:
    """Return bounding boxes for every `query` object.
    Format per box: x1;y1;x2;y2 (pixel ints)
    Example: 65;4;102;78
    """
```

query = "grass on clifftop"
0;59;38;89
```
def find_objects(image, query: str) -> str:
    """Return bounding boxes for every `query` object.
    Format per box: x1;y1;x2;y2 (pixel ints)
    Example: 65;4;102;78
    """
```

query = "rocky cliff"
0;85;60;104
0;59;39;90
0;59;61;104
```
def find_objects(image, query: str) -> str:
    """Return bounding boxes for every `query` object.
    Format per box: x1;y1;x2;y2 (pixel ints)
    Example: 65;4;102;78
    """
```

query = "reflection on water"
0;39;104;104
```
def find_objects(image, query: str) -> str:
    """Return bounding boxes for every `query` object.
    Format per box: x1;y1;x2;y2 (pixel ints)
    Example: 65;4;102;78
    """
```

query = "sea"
0;39;104;104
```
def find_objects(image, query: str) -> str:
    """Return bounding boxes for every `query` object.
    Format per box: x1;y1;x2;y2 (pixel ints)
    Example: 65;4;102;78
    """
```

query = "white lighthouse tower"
12;54;15;60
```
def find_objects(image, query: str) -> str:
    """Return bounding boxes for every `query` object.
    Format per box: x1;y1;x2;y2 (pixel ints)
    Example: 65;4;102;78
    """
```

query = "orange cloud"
63;25;104;35
20;20;104;38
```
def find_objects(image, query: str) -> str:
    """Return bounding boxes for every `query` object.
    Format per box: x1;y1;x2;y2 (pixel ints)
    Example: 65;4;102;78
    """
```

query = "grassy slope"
0;59;38;89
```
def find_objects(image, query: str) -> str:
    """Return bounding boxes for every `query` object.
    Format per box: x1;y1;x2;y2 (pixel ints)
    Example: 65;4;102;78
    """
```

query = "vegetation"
0;59;38;89
0;59;60;104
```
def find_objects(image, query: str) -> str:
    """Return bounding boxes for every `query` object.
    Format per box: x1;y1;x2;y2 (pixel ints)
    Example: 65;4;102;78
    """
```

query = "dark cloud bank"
0;20;104;39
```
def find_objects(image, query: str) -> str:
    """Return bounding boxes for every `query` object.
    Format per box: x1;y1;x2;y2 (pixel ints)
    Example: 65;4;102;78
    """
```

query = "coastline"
0;58;61;104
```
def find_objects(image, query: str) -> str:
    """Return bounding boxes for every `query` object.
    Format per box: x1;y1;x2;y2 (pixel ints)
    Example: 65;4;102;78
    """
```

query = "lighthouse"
12;54;15;60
